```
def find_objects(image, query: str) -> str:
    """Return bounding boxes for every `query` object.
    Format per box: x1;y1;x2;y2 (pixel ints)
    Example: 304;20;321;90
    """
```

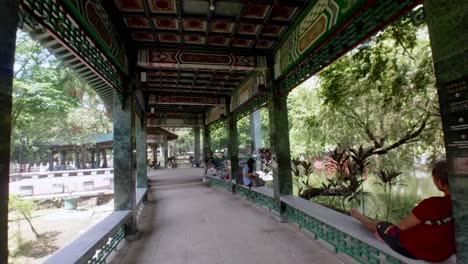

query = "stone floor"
109;168;356;264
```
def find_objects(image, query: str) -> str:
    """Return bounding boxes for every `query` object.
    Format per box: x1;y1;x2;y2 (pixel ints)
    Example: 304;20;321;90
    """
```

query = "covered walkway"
2;1;467;263
109;168;354;264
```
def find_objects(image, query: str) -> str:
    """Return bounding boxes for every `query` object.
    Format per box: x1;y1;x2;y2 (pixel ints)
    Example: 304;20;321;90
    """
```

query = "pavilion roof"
147;127;179;141
50;133;113;147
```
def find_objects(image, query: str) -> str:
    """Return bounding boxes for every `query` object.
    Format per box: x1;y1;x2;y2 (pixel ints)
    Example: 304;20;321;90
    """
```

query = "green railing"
284;205;400;264
208;177;232;192
87;226;126;264
236;185;278;212
207;176;278;212
44;188;147;264
206;177;448;264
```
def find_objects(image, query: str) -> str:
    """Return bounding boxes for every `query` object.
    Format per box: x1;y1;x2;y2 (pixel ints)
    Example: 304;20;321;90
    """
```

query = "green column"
203;125;211;159
96;146;101;168
152;144;157;166
194;127;201;166
162;138;168;168
0;1;18;262
101;149;108;168
425;1;468;261
113;91;136;212
136;112;147;188
49;149;54;171
74;149;80;169
268;86;292;215
227;101;239;186
90;150;95;168
60;150;66;167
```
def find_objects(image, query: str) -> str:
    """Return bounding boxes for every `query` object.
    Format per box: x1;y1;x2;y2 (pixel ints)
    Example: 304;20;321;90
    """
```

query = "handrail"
10;168;114;182
44;187;147;264
206;177;456;264
43;211;131;264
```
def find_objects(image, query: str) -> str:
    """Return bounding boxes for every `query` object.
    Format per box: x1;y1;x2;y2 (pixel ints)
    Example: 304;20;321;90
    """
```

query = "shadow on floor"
11;231;60;258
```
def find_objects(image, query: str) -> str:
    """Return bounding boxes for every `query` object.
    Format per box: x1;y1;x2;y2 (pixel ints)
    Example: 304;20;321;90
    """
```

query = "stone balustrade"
9;168;114;182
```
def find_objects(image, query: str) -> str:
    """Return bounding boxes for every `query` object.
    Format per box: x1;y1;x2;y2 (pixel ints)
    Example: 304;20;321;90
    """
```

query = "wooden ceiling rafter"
227;1;245;50
251;3;273;51
141;0;159;45
147;88;231;95
175;68;181;93
205;0;215;46
175;0;185;46
206;69;217;90
191;69;199;93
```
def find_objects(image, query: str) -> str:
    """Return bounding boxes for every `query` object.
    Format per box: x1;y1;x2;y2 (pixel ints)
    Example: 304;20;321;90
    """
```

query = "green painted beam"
61;0;128;76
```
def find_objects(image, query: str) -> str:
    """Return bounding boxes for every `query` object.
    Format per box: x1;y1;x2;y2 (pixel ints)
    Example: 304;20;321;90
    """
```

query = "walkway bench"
206;176;456;264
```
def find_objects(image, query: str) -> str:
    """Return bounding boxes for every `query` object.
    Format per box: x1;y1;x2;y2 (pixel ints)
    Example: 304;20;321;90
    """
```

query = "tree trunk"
21;212;39;238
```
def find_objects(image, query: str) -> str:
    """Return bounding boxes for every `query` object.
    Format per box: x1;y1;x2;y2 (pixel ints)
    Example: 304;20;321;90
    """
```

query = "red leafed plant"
257;148;272;173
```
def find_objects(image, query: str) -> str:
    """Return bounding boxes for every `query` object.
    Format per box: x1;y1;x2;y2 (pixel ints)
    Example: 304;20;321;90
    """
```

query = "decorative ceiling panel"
148;0;177;13
263;25;285;37
116;0;307;53
243;4;270;19
132;31;155;41
185;35;205;45
125;16;151;28
255;40;273;49
183;19;207;31
271;6;298;21
211;21;234;33
158;34;181;43
139;49;258;71
154;17;179;30
115;0;144;12
231;38;253;48
207;36;229;46
238;23;261;35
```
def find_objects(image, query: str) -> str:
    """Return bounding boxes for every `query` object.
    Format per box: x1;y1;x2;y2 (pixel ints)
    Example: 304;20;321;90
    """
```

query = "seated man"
351;160;455;262
243;158;260;187
205;159;217;177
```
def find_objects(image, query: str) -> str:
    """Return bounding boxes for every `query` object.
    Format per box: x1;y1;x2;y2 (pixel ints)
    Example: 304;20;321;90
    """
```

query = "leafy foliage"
373;169;405;220
291;158;314;195
11;31;112;164
288;20;443;170
9;195;39;238
288;19;442;218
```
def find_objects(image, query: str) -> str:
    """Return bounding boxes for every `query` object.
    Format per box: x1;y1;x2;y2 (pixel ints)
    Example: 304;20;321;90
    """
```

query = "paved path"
110;168;355;264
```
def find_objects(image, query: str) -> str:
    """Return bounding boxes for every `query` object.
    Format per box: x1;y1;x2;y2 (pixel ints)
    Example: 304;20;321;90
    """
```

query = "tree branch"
372;114;429;155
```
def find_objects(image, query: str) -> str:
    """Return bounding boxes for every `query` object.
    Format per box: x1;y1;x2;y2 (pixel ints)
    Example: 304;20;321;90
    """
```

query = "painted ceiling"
115;0;306;52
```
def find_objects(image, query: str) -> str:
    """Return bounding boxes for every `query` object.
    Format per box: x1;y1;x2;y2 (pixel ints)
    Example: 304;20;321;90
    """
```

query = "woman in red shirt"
351;160;456;262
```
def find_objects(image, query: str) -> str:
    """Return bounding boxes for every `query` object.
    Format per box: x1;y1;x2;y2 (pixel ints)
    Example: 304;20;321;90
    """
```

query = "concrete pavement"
109;168;355;264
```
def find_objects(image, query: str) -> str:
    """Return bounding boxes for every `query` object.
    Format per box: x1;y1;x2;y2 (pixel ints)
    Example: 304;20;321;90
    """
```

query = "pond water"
360;167;444;221
275;165;446;222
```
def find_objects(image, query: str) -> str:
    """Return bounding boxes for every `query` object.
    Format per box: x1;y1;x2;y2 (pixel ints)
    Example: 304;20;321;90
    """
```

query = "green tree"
9;195;39;238
11;31;112;165
288;20;444;169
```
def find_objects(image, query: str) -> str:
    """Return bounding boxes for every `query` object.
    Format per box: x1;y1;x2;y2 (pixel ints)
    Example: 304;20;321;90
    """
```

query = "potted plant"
63;185;78;210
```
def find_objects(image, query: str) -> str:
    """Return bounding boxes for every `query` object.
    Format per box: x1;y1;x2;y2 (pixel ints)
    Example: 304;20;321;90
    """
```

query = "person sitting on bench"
243;158;260;188
350;160;455;262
